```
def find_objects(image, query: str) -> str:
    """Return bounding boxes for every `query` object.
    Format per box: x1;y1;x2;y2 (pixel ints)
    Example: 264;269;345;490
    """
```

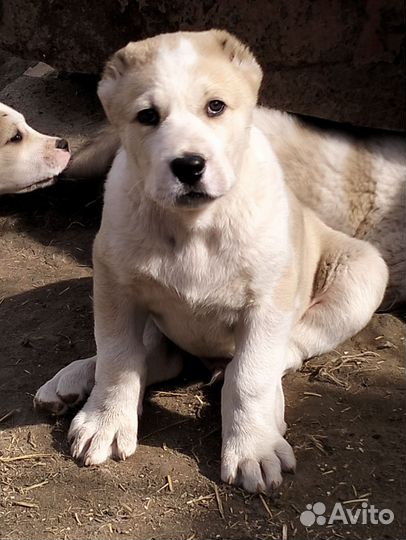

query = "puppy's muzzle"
55;138;70;152
170;153;206;185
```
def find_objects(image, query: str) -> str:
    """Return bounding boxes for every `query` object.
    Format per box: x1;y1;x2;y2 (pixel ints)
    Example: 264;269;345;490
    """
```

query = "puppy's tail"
65;124;120;179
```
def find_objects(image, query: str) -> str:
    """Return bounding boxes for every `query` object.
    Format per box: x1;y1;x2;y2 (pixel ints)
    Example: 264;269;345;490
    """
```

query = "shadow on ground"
0;275;405;539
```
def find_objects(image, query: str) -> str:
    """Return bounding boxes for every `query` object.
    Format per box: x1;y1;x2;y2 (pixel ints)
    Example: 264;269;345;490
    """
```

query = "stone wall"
0;0;404;129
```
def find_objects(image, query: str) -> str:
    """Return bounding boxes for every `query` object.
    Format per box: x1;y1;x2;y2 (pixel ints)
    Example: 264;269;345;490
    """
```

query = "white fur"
35;31;389;493
0;102;70;194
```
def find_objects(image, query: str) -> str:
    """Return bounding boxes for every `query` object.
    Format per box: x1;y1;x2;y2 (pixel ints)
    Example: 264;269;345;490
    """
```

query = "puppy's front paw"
221;430;296;493
34;357;95;415
68;393;138;466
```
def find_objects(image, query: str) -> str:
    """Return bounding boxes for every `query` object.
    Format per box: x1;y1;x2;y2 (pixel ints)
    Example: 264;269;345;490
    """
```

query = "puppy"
0;102;70;194
35;30;388;492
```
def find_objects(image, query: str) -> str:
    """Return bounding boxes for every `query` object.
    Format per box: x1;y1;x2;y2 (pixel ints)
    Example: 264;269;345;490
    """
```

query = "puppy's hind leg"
34;356;96;415
137;319;184;416
143;318;184;386
290;231;388;366
34;320;183;417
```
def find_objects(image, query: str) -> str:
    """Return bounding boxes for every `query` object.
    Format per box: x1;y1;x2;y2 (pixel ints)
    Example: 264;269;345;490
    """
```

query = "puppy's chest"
123;237;250;312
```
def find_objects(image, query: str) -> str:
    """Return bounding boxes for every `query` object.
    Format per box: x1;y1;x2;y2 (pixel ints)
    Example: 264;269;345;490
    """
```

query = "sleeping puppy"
35;30;388;492
0;102;70;194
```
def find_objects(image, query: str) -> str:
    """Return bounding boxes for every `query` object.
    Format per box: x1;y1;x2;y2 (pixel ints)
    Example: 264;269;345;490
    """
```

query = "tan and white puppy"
0;102;70;194
35;30;388;492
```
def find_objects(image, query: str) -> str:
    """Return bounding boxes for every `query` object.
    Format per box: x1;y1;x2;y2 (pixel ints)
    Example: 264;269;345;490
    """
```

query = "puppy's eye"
207;100;226;118
9;130;23;143
136;108;160;126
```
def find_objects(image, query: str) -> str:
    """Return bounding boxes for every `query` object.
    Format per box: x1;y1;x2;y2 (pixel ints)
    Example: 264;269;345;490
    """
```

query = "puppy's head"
0;103;71;195
98;30;262;210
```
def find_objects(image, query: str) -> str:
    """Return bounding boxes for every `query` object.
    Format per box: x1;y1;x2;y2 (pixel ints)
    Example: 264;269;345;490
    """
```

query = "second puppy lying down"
35;30;388;492
0;102;70;195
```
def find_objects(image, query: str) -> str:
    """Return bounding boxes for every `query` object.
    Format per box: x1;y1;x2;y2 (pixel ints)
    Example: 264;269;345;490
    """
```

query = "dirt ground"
0;63;405;540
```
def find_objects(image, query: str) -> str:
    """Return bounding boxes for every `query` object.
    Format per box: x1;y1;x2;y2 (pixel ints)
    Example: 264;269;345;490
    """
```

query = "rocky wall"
0;0;404;129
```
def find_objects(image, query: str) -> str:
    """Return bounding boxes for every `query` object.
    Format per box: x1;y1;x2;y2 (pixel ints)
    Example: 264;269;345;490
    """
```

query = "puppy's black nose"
170;153;206;185
55;138;69;151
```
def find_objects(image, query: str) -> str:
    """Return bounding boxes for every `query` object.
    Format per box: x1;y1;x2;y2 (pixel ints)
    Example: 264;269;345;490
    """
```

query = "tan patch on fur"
312;252;347;301
277;193;323;312
192;30;263;94
266;121;327;210
256;112;380;240
343;144;377;238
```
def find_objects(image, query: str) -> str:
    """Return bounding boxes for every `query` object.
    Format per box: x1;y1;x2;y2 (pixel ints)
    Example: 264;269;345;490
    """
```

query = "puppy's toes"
221;431;296;493
68;398;138;466
275;438;296;473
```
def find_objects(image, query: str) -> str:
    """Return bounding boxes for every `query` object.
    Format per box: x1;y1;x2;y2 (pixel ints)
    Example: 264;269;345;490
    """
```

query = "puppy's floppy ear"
212;30;263;96
98;41;152;124
98;46;127;122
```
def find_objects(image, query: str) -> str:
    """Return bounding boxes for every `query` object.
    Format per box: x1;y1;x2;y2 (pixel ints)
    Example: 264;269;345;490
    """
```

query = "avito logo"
300;501;394;526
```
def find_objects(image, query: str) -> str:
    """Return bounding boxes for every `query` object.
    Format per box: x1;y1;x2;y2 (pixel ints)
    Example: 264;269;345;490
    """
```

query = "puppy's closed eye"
8;130;23;143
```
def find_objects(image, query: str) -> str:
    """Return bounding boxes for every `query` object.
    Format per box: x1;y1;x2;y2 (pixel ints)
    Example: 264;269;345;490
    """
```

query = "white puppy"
35;30;388;492
0;102;70;194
